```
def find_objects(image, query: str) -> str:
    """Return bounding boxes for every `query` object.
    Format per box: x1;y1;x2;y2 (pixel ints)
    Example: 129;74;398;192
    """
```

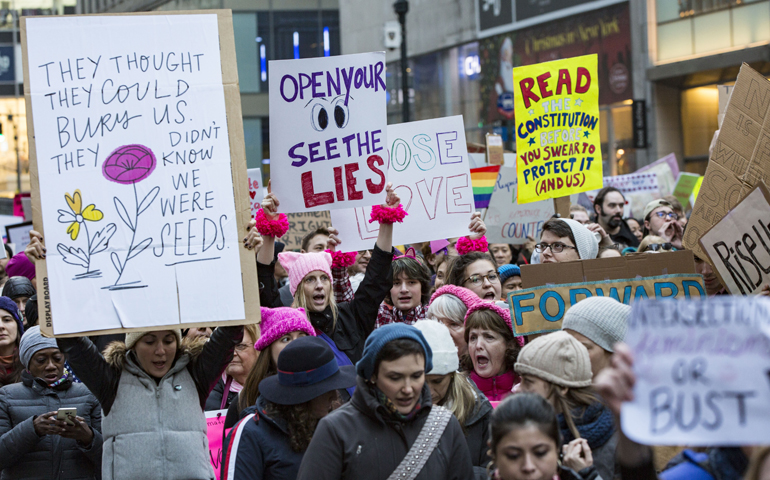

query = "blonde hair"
546;382;599;441
744;446;770;480
638;235;668;253
292;278;338;331
243;324;260;346
440;372;478;432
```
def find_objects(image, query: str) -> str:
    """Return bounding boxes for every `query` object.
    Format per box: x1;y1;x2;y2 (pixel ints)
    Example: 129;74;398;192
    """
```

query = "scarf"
469;370;516;402
222;373;244;394
375;303;428;329
0;353;15;373
47;371;69;388
371;384;422;422
558;402;615;449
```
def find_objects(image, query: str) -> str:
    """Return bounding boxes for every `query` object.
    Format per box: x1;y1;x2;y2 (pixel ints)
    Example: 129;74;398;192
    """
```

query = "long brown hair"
0;349;22;386
459;309;520;374
265;401;321;452
238;348;276;412
546;382;599;441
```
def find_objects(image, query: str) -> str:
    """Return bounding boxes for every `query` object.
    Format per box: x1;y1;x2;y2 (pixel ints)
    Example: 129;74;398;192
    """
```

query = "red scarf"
470;370;518;402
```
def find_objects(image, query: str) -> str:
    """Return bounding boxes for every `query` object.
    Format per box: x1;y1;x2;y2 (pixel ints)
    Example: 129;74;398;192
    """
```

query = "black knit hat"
2;276;35;300
25;294;38;327
259;336;356;405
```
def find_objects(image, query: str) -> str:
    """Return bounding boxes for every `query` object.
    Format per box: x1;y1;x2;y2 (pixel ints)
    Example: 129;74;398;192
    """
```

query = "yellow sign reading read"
514;54;603;204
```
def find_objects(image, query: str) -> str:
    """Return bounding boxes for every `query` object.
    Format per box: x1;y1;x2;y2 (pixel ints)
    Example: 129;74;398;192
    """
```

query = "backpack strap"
386;405;454;480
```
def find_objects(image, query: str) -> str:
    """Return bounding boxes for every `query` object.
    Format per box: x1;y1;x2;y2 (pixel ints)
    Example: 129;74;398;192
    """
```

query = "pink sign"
206;409;228;480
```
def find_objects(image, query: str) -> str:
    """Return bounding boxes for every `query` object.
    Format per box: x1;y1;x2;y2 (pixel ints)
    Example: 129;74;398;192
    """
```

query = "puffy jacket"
258;244;393;364
0;370;102;479
462;382;493;480
220;396;305;480
296;377;474;480
57;326;242;480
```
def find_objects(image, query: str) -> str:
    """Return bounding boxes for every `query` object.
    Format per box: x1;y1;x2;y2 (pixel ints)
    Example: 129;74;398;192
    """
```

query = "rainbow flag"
470;166;500;209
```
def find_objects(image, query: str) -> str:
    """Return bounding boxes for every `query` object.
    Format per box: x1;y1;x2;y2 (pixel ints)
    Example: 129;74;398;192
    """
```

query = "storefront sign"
478;0;513;32
513;54;603;203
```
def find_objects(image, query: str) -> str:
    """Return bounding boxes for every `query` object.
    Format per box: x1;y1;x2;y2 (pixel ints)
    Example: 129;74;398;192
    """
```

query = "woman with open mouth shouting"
461;302;523;402
254;182;399;367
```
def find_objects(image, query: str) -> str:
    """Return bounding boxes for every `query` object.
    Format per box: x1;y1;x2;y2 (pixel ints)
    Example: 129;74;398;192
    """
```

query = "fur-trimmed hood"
103;335;207;370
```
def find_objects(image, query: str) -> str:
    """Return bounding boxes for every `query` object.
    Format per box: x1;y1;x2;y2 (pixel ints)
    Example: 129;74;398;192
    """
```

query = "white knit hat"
125;329;183;350
561;218;599;260
413;320;459;375
514;330;592;388
562;296;630;352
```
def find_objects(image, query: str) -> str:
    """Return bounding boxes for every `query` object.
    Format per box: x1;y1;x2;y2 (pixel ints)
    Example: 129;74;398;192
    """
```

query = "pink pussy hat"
278;251;333;296
254;307;316;351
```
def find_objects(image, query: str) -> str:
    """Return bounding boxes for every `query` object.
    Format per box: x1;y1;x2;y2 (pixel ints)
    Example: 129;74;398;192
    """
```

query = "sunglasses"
645;243;675;252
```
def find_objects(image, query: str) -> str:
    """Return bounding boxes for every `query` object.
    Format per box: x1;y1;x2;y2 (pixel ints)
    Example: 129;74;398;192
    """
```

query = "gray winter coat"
0;370;102;479
58;326;242;480
296;376;474;480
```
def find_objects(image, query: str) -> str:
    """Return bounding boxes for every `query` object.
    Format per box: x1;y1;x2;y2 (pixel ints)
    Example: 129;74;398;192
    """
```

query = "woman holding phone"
0;325;102;480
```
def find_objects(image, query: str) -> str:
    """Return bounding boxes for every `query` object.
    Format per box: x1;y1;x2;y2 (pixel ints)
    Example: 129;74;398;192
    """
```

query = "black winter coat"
0;371;103;480
296;377;474;480
220;396;305;480
205;377;239;412
258;244;393;364
462;382;493;480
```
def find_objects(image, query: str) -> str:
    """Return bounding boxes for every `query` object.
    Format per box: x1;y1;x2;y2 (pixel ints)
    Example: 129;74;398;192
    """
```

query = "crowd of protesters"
0;180;768;480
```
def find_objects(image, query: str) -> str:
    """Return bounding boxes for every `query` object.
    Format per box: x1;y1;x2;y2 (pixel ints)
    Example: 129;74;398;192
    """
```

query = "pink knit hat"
278;251;333;296
464;302;525;346
254;307;316;351
429;285;480;310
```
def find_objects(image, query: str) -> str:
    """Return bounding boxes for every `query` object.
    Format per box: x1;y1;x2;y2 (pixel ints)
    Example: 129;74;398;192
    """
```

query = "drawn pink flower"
102;144;157;184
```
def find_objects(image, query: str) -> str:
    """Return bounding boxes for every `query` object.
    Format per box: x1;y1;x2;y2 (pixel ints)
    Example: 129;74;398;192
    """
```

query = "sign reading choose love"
269;52;388;213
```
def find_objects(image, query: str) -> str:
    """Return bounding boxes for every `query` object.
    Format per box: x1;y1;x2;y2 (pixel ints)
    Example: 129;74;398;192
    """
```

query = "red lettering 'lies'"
301;171;334;208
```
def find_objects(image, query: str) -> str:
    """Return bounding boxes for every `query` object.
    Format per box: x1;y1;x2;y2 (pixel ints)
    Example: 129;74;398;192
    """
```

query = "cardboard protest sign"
247;168;264;218
636;153;678;197
622;297;770;446
671;172;700;209
486;133;504;165
485;165;554;245
331;116;474;252
509;274;705;336
277;211;332;251
205;409;227;480
511;250;703;336
584;172;660;220
269;52;387;213
22;11;259;336
513;54;602;204
699;183;770;295
684;64;770;261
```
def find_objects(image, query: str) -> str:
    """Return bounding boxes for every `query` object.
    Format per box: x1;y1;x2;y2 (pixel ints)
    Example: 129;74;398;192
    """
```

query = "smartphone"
56;407;78;426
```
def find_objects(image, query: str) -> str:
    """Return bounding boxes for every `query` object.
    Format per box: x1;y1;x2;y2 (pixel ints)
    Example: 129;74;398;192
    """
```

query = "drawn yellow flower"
57;190;104;240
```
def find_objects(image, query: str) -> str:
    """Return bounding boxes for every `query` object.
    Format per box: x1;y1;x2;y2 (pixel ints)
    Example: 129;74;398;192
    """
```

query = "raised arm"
57;336;121;415
189;325;244;408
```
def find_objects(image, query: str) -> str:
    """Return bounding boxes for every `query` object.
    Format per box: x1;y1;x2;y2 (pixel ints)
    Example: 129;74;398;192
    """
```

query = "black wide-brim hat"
259;336;357;405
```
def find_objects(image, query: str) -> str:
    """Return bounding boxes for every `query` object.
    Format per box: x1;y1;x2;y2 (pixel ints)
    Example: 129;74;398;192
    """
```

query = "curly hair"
460;309;520;374
265;400;321;453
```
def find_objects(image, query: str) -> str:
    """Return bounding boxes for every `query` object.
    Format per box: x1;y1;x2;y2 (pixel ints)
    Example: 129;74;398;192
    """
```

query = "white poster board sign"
622;298;770;445
331;116;474;251
699;184;770;296
485;165;553;245
635;153;678;197
25;14;248;334
247;167;264;218
269;52;388;213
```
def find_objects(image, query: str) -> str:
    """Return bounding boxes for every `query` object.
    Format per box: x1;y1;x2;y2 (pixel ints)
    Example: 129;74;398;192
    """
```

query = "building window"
233;13;260;94
655;0;770;63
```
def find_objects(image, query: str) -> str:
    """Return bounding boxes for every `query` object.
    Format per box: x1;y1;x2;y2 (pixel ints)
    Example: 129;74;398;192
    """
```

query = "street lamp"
393;0;409;123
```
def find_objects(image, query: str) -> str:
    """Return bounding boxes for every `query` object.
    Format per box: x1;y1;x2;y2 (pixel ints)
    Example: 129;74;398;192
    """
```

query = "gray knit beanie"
514;331;592;388
125;329;182;350
560;218;599;260
562;296;630;352
19;326;58;369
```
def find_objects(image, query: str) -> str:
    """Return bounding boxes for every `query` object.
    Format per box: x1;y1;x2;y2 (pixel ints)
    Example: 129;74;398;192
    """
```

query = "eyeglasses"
463;272;500;286
234;343;253;352
645;243;674;252
652;211;679;221
535;242;578;254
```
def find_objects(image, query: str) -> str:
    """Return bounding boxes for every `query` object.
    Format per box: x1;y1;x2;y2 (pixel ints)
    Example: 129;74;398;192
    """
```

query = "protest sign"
22;11;259;336
671;172;700;209
277;211;332;251
485;165;554;245
205;409;227;480
621;297;770;446
471;165;500;209
331;116;474;252
584;172;660;220
513;54;603;204
699;183;770;296
684;64;770;262
636;153;678;197
486;133;504;165
247;168;264;218
269;52;387;213
511;250;703;335
6;221;33;253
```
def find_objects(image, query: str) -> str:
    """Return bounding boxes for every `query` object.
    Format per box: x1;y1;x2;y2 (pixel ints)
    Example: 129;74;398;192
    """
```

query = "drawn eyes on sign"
311;104;329;132
332;97;350;129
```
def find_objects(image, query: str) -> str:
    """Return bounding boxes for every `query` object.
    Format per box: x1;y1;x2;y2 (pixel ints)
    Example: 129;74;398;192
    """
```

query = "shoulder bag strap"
386;405;454;480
